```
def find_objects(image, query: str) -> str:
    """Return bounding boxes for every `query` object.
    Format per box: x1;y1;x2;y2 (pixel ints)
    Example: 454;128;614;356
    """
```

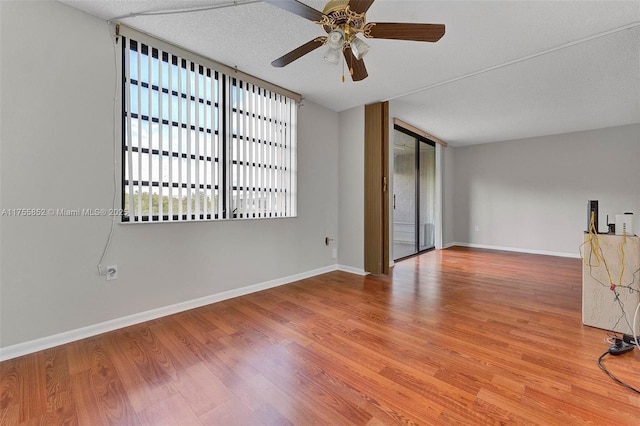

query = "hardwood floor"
2;247;640;425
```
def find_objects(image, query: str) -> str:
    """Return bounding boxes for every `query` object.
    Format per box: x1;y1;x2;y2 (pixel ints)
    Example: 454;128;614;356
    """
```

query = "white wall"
442;145;456;247
452;124;640;256
337;106;365;271
0;0;339;351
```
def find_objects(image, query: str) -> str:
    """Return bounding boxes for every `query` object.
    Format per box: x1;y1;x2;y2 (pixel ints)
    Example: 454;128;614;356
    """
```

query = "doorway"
392;126;436;260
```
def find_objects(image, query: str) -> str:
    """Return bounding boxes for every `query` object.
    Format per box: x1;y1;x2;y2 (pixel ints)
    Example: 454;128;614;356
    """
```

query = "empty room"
1;0;639;424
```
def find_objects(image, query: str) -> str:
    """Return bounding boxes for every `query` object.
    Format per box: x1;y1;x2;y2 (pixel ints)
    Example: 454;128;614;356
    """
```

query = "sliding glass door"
392;127;436;260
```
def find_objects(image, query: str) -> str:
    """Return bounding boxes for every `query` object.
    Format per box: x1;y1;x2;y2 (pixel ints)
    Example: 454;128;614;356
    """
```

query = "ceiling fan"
264;0;445;81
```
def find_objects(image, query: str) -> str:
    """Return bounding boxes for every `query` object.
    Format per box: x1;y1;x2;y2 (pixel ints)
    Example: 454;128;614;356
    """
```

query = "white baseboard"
0;265;340;362
337;264;369;276
450;242;581;259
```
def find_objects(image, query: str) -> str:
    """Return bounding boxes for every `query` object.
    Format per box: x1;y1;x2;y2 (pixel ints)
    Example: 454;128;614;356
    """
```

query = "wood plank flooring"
2;247;640;425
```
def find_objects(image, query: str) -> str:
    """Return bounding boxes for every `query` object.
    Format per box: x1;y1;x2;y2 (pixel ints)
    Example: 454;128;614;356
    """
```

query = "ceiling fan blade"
263;0;324;22
271;37;327;67
364;22;445;42
343;47;368;81
348;0;376;14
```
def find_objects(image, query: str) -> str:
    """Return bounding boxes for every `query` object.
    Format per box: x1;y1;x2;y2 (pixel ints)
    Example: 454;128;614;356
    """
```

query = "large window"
121;33;297;222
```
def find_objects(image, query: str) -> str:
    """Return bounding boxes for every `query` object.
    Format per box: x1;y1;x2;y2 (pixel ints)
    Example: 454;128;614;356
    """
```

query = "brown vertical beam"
364;102;389;274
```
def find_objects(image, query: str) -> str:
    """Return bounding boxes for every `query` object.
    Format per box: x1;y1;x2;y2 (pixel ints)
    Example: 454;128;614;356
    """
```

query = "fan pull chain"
342;52;345;83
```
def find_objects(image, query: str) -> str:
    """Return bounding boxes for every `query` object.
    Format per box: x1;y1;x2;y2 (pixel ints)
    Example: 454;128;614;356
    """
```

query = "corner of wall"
337;106;365;270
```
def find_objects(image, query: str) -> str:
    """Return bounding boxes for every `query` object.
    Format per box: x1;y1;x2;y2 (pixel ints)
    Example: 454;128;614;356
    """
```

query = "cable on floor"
597;350;640;394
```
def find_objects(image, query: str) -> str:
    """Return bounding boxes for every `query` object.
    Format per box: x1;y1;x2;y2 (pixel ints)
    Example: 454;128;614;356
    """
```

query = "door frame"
364;102;389;275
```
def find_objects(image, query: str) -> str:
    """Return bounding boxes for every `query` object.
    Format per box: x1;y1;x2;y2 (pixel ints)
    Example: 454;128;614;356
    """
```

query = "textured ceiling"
58;0;640;146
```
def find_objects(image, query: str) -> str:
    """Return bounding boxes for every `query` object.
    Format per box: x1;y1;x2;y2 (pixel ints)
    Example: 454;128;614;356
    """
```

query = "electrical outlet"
332;248;337;259
475;225;480;232
106;265;118;280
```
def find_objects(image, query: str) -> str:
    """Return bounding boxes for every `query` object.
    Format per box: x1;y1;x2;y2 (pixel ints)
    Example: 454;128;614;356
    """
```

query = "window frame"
118;26;299;224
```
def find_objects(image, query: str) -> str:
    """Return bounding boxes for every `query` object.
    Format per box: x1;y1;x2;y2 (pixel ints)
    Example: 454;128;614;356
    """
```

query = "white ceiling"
58;0;640;146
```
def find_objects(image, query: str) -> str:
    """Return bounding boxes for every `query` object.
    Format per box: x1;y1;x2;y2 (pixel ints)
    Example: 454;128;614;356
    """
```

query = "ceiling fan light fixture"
323;47;342;64
350;36;370;60
326;28;346;49
266;0;446;82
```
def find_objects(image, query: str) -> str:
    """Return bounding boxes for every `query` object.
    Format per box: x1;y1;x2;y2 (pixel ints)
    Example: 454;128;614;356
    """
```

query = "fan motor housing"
322;0;350;15
321;1;366;35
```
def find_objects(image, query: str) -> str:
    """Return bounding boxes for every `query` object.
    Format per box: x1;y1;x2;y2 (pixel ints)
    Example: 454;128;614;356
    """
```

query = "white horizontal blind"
122;34;295;222
230;78;297;219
